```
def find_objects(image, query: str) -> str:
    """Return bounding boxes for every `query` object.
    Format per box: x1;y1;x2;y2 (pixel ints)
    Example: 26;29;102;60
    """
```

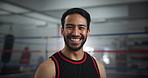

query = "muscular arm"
95;60;106;78
34;58;56;78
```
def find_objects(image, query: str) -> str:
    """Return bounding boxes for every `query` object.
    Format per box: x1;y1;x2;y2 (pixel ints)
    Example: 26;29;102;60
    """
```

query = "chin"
68;44;83;51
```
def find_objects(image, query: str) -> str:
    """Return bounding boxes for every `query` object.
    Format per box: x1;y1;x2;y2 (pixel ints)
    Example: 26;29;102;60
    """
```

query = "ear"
87;29;90;36
61;27;64;36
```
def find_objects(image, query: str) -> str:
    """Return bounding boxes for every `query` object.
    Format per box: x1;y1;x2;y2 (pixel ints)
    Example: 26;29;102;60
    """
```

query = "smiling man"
63;14;88;51
35;8;106;78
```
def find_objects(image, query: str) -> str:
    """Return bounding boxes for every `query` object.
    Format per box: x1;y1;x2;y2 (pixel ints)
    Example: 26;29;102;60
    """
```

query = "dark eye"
66;24;74;29
79;26;86;30
66;26;73;29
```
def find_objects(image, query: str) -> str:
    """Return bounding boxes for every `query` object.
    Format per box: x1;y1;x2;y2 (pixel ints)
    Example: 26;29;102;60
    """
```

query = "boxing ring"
0;32;148;78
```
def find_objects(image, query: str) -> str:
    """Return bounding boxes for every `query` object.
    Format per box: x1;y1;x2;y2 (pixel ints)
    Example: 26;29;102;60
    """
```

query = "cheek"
62;31;70;37
65;30;72;35
81;32;88;37
61;29;67;35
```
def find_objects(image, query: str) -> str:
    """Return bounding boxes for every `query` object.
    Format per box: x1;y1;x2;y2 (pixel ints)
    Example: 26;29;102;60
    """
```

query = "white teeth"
71;39;80;41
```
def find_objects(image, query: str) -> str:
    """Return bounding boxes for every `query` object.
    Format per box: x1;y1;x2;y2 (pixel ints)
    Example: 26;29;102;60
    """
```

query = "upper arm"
34;58;55;78
95;60;106;78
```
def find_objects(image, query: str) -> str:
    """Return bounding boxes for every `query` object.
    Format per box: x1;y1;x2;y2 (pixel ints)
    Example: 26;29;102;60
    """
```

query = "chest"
58;59;99;78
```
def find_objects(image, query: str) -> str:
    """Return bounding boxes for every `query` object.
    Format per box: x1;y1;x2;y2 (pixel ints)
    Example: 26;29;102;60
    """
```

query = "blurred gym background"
0;0;148;78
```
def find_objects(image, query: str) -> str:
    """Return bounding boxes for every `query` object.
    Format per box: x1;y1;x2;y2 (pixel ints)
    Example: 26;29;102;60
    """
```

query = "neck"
61;46;84;60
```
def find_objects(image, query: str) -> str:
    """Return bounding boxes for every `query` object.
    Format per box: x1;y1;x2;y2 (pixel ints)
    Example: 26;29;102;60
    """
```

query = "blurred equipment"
1;34;15;75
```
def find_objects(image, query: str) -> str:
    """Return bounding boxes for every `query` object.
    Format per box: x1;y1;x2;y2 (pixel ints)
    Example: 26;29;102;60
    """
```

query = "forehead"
64;14;87;24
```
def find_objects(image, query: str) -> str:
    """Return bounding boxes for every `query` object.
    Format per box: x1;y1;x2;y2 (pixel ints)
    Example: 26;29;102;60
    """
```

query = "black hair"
61;8;91;29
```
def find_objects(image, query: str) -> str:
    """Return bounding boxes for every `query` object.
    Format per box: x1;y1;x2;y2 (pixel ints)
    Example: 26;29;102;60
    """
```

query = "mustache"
67;35;84;39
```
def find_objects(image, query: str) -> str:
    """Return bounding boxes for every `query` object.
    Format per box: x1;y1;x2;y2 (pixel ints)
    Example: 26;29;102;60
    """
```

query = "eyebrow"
78;24;86;27
66;24;74;26
66;24;86;27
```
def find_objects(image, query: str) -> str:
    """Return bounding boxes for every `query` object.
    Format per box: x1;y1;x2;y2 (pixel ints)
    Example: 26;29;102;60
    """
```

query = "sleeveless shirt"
50;51;100;78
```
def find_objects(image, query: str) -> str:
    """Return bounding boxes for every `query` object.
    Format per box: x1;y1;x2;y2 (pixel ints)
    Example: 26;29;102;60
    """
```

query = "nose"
71;27;80;36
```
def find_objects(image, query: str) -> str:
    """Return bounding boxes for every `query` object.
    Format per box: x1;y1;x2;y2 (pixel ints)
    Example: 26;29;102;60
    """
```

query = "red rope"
94;50;148;53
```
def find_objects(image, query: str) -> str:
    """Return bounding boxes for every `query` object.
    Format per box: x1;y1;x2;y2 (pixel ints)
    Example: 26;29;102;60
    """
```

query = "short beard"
63;35;87;51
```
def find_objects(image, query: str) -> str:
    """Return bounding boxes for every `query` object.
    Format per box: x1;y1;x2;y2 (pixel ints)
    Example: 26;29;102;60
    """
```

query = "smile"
71;38;80;42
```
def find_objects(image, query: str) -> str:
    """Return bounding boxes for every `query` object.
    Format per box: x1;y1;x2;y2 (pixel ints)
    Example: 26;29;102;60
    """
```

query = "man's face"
61;14;90;51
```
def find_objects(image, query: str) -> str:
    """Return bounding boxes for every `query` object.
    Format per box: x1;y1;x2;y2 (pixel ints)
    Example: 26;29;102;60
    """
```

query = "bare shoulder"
95;59;106;78
95;59;104;68
34;58;55;78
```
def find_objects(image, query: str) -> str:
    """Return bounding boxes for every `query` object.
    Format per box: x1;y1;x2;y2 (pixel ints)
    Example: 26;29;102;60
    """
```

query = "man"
35;8;106;78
